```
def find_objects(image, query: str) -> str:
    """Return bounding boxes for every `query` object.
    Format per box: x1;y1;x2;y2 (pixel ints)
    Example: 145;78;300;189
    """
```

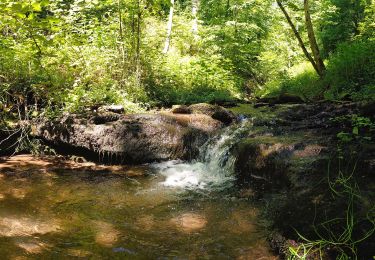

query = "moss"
229;103;297;120
238;134;303;147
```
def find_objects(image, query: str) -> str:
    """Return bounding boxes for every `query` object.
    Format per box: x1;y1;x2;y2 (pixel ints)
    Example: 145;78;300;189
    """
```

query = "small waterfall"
152;119;251;190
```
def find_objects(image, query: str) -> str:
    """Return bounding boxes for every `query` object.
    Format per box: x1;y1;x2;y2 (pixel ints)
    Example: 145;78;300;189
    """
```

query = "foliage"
256;62;326;100
325;40;375;101
256;0;375;101
0;0;374;112
334;114;374;144
318;0;368;57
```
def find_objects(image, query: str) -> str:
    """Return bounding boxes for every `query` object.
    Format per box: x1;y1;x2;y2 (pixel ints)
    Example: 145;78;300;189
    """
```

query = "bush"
143;52;243;106
325;40;375;101
256;62;326;101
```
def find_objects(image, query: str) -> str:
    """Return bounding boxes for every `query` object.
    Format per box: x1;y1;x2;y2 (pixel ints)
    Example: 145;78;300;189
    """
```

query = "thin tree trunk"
304;0;325;77
226;0;230;18
136;0;141;86
118;0;124;41
163;0;175;53
118;0;126;66
192;0;199;37
136;0;141;62
276;0;320;77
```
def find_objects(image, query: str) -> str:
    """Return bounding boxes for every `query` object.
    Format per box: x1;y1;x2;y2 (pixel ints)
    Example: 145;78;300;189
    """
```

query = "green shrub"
281;62;326;100
325;40;375;101
256;62;326;101
143;52;243;105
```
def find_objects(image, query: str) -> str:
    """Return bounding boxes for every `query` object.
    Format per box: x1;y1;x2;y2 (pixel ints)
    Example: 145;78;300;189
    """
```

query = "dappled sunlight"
0;155;147;177
93;221;121;247
170;213;208;233
0;155;53;170
135;215;155;231
0;216;60;237
8;188;29;199
67;248;92;258
0;156;275;258
15;239;49;254
0;0;372;257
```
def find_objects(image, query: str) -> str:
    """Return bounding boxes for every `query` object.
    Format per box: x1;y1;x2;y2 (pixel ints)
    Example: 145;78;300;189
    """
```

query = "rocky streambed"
1;101;374;258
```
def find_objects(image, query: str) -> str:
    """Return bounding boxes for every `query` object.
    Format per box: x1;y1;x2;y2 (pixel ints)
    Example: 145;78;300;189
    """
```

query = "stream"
0;121;277;259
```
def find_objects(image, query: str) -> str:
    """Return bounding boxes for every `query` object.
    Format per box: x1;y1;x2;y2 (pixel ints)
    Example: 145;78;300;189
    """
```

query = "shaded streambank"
229;102;375;259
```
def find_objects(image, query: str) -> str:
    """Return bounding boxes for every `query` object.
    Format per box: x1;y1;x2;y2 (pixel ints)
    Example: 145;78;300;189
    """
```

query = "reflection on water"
0;156;277;259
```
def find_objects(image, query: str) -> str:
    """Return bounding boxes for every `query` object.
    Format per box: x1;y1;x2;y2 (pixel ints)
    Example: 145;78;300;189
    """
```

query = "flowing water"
0;122;277;259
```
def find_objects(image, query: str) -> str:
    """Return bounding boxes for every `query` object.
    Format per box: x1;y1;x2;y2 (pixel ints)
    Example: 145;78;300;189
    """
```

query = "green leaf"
352;127;359;135
11;3;23;12
32;2;42;12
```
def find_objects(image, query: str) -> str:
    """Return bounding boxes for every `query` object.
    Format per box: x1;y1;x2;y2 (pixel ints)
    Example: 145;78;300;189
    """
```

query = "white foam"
152;121;251;191
152;160;234;190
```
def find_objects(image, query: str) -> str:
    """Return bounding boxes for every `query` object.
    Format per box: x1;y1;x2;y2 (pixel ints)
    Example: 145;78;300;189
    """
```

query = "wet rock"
234;138;297;192
89;112;121;125
189;103;237;125
171;105;191;114
97;105;125;114
32;112;224;164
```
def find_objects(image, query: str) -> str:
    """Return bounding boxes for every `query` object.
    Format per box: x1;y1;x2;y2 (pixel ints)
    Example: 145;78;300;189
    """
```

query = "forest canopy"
0;0;374;115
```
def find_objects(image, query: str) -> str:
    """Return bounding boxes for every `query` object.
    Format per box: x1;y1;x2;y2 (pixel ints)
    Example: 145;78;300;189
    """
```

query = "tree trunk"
163;0;175;54
118;0;124;41
136;0;141;86
226;0;230;18
276;0;320;76
118;0;126;66
192;0;199;37
136;0;141;62
304;0;326;77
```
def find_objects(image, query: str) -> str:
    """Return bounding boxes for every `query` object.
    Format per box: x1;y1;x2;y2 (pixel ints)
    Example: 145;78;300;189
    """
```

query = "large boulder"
234;136;329;193
188;103;237;125
31;112;224;164
171;105;191;114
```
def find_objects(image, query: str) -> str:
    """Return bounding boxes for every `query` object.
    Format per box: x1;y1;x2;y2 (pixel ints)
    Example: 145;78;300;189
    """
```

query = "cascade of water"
152;119;252;190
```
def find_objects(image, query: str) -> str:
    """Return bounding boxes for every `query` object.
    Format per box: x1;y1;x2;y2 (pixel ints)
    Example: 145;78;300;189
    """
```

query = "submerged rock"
32;111;225;164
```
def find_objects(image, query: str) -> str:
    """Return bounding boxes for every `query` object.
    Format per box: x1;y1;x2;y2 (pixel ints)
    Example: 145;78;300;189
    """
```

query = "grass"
287;159;375;259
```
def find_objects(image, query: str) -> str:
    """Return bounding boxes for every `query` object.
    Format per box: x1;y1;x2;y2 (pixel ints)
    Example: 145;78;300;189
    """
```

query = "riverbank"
1;101;374;258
